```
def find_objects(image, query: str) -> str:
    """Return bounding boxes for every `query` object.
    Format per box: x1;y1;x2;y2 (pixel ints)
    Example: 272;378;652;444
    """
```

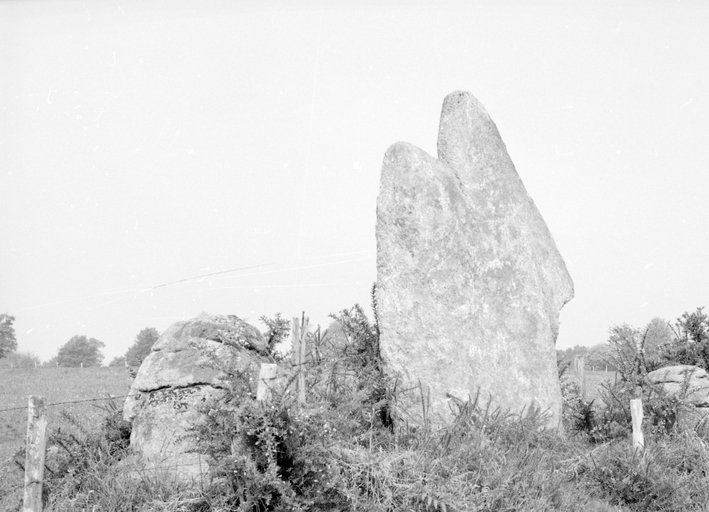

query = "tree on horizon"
56;335;105;367
125;327;159;367
0;313;17;358
108;355;126;367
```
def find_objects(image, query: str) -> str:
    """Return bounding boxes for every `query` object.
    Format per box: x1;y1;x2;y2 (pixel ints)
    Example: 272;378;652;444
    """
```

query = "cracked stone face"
123;313;267;479
376;91;574;430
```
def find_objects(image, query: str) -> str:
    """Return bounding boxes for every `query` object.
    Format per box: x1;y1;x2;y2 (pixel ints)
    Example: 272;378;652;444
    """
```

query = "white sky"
1;0;707;362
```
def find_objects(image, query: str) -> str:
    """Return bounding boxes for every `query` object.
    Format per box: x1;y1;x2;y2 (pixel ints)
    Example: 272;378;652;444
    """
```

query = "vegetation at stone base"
124;327;160;368
55;334;106;367
0;313;18;358
6;303;709;511
14;362;709;510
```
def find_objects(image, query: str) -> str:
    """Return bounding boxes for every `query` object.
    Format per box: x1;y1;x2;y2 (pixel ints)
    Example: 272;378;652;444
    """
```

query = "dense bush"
191;292;392;511
578;433;709;511
661;307;709;370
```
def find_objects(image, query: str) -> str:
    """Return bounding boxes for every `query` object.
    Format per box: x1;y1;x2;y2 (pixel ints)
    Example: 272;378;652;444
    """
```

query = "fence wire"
0;393;140;414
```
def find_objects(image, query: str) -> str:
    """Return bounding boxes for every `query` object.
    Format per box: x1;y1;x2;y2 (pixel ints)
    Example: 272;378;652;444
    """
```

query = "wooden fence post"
574;355;586;400
630;398;644;453
291;314;309;404
23;395;47;512
256;363;278;402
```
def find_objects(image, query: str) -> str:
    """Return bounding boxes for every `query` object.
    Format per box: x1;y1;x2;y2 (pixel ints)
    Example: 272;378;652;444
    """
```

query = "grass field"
574;369;618;402
0;367;133;509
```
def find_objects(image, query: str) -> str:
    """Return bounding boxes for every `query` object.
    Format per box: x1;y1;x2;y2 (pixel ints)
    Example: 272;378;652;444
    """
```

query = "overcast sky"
1;0;707;362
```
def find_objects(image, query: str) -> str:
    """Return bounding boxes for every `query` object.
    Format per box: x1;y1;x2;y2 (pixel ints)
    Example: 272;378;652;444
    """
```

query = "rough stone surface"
123;313;267;479
376;91;574;429
646;365;709;408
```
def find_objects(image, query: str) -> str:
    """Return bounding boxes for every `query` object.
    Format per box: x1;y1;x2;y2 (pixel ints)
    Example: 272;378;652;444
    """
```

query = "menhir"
376;91;574;430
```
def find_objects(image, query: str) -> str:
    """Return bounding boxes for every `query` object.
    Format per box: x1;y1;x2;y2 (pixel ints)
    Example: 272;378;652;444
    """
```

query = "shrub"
579;434;709;511
191;295;393;511
567;362;701;445
660;307;709;370
566;318;696;444
260;313;292;360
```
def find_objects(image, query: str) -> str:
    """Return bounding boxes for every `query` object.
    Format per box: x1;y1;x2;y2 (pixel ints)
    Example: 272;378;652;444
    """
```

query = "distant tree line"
559;307;709;373
557;344;616;371
0;312;161;369
3;306;707;373
48;328;160;368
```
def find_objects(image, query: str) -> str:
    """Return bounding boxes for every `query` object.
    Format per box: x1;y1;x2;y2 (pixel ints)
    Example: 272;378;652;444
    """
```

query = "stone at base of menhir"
376;91;574;430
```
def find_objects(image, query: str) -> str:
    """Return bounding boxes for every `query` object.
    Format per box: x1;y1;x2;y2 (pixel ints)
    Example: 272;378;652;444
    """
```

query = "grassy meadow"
0;367;133;509
574;369;618;402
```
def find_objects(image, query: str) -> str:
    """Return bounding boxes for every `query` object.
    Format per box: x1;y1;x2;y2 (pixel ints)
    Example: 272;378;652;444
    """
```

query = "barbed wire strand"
0;393;141;414
8;460;218;473
3;460;226;496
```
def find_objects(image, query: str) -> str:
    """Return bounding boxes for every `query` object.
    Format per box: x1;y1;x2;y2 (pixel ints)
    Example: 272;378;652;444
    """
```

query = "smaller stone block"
123;313;267;480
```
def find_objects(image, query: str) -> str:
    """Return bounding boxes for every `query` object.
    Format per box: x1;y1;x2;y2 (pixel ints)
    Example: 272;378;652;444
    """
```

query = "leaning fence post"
291;314;309;404
291;317;301;402
23;395;47;512
630;398;644;453
256;363;278;402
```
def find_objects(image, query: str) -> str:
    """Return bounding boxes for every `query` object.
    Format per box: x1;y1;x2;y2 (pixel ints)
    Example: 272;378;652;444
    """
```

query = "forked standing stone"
376;91;574;429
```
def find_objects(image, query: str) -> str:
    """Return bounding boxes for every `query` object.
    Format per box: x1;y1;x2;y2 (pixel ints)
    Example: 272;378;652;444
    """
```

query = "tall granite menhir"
376;91;574;429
